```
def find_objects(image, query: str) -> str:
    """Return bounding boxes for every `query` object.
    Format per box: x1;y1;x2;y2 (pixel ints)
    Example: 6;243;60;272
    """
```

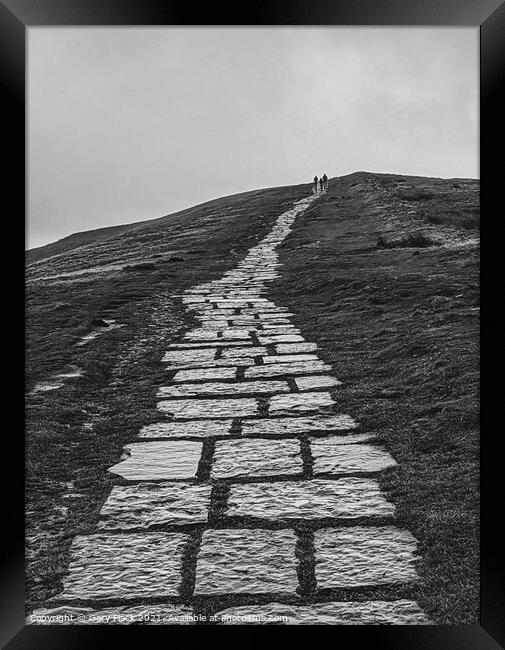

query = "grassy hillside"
27;220;147;266
270;171;479;623
25;173;479;622
26;186;289;267
26;184;306;384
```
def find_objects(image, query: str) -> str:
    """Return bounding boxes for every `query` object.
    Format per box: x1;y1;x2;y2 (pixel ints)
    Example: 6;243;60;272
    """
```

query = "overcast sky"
27;27;478;249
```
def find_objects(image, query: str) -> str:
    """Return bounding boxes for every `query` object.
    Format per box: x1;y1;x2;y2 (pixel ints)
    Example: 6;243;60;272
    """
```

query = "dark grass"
420;206;480;230
269;171;479;624
396;188;435;201
389;173;480;230
376;231;440;249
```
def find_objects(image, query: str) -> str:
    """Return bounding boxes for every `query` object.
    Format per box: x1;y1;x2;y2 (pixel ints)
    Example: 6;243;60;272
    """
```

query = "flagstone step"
98;482;212;529
244;361;330;378
54;532;187;600
194;529;298;596
240;414;357;436
226;477;395;520
311;437;397;474
268;392;335;415
158;397;259;419
157;379;290;398
314;526;420;589
295;375;341;391
212;438;303;479
108;440;203;480
173;367;237;382
139;419;232;439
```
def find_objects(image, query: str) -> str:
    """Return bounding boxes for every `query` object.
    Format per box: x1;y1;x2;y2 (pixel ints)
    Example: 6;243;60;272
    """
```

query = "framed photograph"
3;0;500;645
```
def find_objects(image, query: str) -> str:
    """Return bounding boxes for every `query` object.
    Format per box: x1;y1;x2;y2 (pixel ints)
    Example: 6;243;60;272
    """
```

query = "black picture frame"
4;0;501;646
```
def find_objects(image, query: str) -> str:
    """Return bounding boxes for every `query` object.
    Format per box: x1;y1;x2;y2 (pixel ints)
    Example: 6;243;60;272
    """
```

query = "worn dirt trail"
33;191;430;625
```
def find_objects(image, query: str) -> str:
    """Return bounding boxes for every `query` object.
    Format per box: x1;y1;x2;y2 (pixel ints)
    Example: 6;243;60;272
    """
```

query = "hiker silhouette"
313;175;318;193
322;173;328;189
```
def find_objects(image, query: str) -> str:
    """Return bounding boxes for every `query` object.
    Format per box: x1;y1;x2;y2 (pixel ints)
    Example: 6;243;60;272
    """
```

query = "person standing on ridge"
323;173;328;189
313;175;318;193
319;177;324;191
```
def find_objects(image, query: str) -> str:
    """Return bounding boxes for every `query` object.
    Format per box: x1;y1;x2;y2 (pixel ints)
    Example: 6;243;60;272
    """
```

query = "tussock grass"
397;188;435;201
420;207;480;230
377;232;440;249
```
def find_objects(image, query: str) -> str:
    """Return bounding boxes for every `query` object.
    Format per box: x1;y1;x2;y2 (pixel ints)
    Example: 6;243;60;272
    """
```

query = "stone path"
33;193;430;625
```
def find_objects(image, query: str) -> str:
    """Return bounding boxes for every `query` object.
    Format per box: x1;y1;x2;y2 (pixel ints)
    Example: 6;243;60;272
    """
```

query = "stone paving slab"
173;367;237;382
311;438;396;474
184;334;253;343
157;380;290;398
221;346;267;358
262;322;298;330
29;604;196;625
262;353;319;364
166;357;256;369
183;330;222;340
108;441;203;480
256;327;300;336
269;392;335;415
229;318;276;326
295;375;341;391
314;526;420;589
212;438;302;478
244;361;330;378
217;301;252;308
258;334;305;344
56;532;188;600
162;349;216;364
139;420;233;439
158;397;259;419
168;341;254;349
276;342;318;353
98;482;212;529
226;478;394;520
220;329;255;339
312;432;374;444
233;316;290;324
216;600;431;625
187;308;234;316
183;299;219;306
254;311;295;318
240;414;357;436
194;529;298;595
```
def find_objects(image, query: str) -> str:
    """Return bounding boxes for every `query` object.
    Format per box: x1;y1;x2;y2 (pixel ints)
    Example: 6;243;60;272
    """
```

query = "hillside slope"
26;186;288;267
27;220;148;266
271;171;479;623
25;173;479;623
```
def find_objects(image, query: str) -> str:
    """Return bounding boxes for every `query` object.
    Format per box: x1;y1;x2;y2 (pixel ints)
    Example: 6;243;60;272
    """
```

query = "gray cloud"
28;27;478;249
